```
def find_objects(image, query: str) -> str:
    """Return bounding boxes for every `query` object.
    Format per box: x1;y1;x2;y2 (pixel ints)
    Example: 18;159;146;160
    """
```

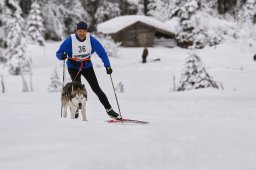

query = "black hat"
77;21;88;31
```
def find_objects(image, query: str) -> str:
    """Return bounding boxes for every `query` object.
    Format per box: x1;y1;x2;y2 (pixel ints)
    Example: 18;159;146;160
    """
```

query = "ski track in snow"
1;41;256;170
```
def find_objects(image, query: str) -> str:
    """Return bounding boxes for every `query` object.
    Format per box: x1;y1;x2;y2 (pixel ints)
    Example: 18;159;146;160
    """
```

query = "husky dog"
61;82;87;121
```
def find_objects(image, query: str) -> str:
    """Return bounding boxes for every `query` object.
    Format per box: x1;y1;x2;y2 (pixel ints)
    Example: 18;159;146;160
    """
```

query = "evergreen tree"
48;67;62;92
95;1;121;24
201;0;218;13
19;0;32;16
171;0;208;48
0;0;16;49
40;0;89;39
238;0;256;24
217;0;237;15
4;1;30;76
61;0;89;34
2;0;31;92
40;0;66;40
177;52;220;91
147;0;170;21
27;1;45;46
96;35;121;58
119;0;139;15
203;0;218;8
81;0;101;31
141;0;150;15
0;1;6;49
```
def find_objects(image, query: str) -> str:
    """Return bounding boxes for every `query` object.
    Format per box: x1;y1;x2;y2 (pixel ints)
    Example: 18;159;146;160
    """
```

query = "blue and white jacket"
56;33;110;69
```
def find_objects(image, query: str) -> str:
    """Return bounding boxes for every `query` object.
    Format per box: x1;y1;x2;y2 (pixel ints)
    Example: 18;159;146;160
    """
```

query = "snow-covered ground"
1;40;256;170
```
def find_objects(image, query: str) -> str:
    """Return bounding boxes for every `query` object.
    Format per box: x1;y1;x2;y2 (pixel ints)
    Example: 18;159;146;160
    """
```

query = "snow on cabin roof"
164;17;180;34
97;15;174;35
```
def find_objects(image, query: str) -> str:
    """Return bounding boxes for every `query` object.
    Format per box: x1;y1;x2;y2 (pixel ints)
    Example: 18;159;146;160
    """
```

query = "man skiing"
56;21;121;120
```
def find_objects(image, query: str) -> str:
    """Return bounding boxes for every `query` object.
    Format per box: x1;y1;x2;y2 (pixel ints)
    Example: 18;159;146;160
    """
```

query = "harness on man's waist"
67;57;91;82
68;56;91;62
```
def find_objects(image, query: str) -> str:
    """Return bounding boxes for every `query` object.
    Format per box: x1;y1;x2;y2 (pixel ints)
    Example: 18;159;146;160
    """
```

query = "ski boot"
106;108;122;120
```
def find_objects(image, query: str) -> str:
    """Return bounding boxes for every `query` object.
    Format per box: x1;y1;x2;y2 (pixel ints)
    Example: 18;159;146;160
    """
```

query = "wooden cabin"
97;15;175;47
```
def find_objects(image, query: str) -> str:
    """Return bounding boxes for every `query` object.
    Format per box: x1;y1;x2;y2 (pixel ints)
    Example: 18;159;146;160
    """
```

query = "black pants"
68;67;111;110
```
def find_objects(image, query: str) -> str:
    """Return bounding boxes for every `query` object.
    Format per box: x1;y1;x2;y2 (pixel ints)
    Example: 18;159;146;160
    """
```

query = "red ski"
106;118;149;124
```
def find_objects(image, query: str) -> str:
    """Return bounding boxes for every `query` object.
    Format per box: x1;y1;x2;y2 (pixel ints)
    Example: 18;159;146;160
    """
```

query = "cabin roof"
97;15;175;35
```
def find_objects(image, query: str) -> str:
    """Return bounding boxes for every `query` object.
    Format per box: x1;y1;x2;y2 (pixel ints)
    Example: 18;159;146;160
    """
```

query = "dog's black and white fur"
61;82;87;121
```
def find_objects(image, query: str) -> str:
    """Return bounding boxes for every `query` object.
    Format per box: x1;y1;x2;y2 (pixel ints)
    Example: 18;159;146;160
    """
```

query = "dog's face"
71;93;86;109
62;82;87;108
71;84;87;109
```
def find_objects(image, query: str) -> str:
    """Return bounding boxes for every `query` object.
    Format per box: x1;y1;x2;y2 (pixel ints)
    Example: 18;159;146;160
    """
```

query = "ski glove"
106;66;112;74
61;52;67;60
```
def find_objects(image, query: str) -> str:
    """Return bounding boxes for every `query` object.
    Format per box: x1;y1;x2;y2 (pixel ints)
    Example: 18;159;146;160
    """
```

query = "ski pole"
109;74;123;119
61;59;66;118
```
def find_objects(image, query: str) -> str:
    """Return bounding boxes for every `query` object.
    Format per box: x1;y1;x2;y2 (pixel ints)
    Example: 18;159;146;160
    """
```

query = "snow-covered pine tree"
238;0;256;24
40;0;89;40
0;1;7;50
0;0;15;50
198;0;225;46
26;1;45;46
95;1;121;24
48;67;62;92
4;2;30;76
171;0;208;48
61;0;89;34
96;34;121;58
217;0;238;15
137;0;148;15
177;52;219;91
147;0;170;21
80;0;101;31
41;1;65;40
135;0;144;15
200;0;217;9
19;0;33;16
3;0;31;92
119;0;139;15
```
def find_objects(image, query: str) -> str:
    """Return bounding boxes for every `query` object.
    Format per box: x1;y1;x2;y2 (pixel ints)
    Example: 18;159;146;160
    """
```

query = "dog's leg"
70;104;76;119
63;104;68;118
74;107;79;119
81;102;87;121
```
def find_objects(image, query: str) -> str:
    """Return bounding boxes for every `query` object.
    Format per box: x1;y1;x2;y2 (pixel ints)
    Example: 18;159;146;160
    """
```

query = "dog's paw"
83;118;88;121
75;113;79;119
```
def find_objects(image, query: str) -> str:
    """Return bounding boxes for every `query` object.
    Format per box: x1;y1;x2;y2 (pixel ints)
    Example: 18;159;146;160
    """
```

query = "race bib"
71;33;92;59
